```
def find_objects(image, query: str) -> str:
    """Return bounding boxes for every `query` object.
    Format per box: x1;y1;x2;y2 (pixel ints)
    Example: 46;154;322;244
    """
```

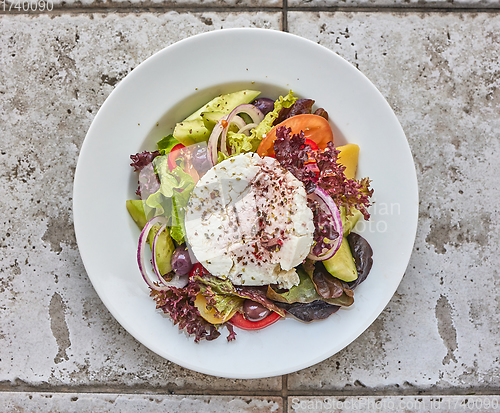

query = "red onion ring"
151;223;189;288
207;115;227;166
137;217;170;291
307;186;343;261
138;217;188;290
238;122;259;136
207;104;265;163
227;103;265;125
220;115;246;157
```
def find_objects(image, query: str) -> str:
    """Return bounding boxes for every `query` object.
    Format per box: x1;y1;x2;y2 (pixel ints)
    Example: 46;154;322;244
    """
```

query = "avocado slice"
173;90;261;145
147;224;175;275
173;119;211;146
323;237;358;282
126;199;148;229
341;207;363;236
200;111;225;130
126;199;174;275
184;90;261;121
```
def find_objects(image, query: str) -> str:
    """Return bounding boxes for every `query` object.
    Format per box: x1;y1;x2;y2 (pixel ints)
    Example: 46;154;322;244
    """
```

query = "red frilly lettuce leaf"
150;281;221;342
130;151;161;198
273;126;373;219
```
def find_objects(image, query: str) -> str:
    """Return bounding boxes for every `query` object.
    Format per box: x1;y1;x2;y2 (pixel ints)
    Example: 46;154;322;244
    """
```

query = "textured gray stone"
0;393;282;412
1;5;499;411
287;11;500;391
288;0;497;7
4;0;282;8
0;13;281;391
289;396;500;412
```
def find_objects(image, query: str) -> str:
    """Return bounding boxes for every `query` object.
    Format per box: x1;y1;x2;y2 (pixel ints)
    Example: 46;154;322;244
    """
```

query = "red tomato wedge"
256;114;333;157
305;138;319;151
167;143;200;183
167;143;186;171
229;311;282;330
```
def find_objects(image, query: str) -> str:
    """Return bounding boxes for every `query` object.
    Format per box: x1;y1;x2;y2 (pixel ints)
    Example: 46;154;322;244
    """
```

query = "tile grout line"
282;374;289;412
282;0;288;32
2;4;500;15
1;385;500;396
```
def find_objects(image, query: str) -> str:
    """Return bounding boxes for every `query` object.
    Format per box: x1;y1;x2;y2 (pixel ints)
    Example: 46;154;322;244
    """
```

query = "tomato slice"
305;138;319;151
229;311;282;331
257;114;333;157
167;143;200;183
167;143;186;171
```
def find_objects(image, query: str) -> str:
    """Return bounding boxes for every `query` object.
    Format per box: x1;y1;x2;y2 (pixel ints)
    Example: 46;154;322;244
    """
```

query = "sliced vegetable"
305;138;319;151
267;267;353;307
184;90;261;121
273;98;316;125
126;199;148;230
167;143;186;171
323;237;358;282
157;134;182;156
150;282;221;342
221;104;264;156
207;103;265;163
194;294;238;324
257;114;334;157
336;143;359;179
229;311;282;330
207;115;227;165
307;186;343;261
137;217;188;291
252;91;297;141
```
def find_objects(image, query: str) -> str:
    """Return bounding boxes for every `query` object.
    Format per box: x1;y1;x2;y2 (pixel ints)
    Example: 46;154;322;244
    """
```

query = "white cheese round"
184;153;314;288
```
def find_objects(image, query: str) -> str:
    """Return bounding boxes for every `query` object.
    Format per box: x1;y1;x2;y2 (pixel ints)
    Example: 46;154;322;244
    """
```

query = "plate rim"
73;28;419;379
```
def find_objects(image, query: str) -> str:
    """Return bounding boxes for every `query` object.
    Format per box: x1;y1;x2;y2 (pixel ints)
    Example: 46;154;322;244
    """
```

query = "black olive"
243;299;270;321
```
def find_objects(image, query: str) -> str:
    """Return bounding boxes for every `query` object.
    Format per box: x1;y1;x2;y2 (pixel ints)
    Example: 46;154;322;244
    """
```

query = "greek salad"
126;90;374;342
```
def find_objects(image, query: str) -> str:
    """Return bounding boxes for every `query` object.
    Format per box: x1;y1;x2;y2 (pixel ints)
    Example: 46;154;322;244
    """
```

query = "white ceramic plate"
73;28;418;379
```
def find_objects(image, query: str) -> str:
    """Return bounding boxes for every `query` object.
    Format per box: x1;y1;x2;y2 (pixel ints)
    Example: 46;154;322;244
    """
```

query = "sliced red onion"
151;223;189;288
137;216;189;291
307;186;343;261
227;103;265;125
238;122;259;136
208;104;265;163
151;222;170;285
207;115;227;165
137;216;170;291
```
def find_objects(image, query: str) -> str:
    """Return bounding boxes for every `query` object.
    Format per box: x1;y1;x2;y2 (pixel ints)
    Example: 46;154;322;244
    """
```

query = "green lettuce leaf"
252;91;297;141
226;130;258;154
157;134;181;155
215;92;298;160
145;155;195;243
267;267;354;307
195;275;286;317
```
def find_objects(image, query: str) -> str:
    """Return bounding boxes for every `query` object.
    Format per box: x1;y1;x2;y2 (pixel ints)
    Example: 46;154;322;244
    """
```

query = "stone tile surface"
287;12;500;391
1;4;499;411
3;0;282;9
0;14;281;391
289;396;500;412
288;0;498;7
1;393;282;412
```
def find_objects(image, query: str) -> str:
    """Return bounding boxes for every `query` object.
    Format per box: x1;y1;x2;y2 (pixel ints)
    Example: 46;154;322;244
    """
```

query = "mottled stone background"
1;2;499;412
